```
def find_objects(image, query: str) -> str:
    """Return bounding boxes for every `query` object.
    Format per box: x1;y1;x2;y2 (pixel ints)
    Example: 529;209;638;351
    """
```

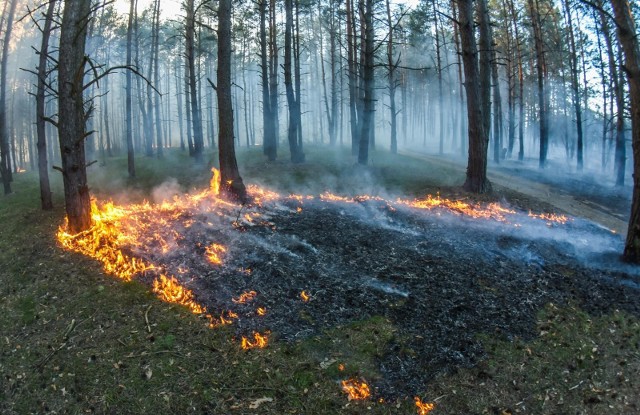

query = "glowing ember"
414;397;436;414
341;378;371;400
338;363;345;371
205;243;226;265
152;275;205;315
232;290;257;304
257;307;267;316
241;331;269;350
528;211;568;224
300;291;310;302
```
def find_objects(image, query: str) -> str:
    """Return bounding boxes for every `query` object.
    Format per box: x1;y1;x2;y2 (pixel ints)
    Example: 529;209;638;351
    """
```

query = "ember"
414;397;436;414
241;331;269;350
232;290;257;303
300;291;310;302
205;243;226;265
341;378;371;400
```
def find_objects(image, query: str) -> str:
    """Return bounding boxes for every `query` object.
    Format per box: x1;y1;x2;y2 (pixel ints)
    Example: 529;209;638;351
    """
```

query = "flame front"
153;275;205;314
341;378;371;400
414;397;436;414
241;331;269;350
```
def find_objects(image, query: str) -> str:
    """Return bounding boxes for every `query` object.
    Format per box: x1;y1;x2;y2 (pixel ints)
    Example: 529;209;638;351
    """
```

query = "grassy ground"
1;146;638;414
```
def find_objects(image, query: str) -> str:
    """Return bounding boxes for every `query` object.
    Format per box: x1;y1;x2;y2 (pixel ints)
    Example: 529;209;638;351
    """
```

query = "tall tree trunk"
477;0;492;144
611;0;640;261
458;0;491;193
259;0;276;160
36;0;56;210
269;0;279;151
184;58;194;155
58;0;92;233
217;0;246;201
284;0;304;163
563;0;584;170
357;0;374;165
598;1;625;185
152;0;163;158
125;0;136;177
346;0;360;155
433;0;444;155
175;59;185;150
186;0;204;162
492;46;503;163
0;0;18;194
528;0;549;167
387;0;398;154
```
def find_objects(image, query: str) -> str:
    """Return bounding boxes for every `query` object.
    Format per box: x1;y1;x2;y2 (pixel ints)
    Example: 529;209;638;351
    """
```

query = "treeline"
1;0;640;260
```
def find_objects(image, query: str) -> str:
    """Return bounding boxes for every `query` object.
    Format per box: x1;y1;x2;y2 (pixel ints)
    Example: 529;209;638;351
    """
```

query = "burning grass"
3;148;640;414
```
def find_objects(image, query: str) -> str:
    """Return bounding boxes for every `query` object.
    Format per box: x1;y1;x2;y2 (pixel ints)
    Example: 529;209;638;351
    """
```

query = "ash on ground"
129;193;640;398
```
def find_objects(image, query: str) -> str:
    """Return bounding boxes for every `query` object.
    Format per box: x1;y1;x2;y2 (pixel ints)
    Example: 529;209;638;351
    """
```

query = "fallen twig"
145;305;152;333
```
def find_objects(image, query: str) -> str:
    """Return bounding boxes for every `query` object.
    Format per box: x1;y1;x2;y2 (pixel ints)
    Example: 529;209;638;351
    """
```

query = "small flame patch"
300;291;310;302
205;243;226;265
232;290;257;304
414;397;436;414
241;331;269;350
341;378;371;400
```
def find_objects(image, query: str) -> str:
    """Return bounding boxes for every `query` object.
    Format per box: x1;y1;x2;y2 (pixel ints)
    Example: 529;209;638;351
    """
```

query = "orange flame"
256;307;267;316
210;168;221;196
152;274;205;314
232;290;257;304
414;397;436;414
528;211;568;224
205;243;226;265
300;291;310;302
241;331;269;350
341;378;371;400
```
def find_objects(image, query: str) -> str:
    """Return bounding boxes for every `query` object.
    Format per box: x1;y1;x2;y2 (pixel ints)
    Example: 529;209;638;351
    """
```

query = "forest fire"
54;167;598;402
341;378;371;400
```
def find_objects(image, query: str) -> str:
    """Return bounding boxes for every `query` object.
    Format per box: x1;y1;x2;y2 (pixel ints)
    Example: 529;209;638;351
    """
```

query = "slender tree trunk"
284;0;304;163
58;0;92;233
184;58;194;155
36;0;56;210
563;0;584;170
610;0;640;261
259;0;276;160
387;0;398;154
125;0;136;177
528;0;549;167
0;0;18;194
152;0;163;158
218;0;246;201
186;0;204;161
175;60;185;150
269;0;279;150
458;0;491;193
492;47;503;163
357;0;374;165
598;2;625;185
346;0;359;155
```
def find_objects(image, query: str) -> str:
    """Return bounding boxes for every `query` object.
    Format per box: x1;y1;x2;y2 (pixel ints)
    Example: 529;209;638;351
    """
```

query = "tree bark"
357;0;374;165
563;0;584;170
528;0;549;167
186;0;204;162
0;0;18;195
609;0;640;261
217;0;246;202
125;0;136;177
259;0;276;160
58;0;92;233
284;0;304;163
458;0;491;193
36;0;56;210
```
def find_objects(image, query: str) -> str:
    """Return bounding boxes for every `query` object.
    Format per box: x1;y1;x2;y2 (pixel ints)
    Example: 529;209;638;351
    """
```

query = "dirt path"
401;151;629;236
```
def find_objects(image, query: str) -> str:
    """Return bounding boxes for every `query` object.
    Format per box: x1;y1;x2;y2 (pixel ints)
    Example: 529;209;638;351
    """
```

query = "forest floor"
1;146;639;415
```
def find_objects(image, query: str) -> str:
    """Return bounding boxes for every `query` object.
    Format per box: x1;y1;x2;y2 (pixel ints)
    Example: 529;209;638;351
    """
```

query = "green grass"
1;146;638;414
